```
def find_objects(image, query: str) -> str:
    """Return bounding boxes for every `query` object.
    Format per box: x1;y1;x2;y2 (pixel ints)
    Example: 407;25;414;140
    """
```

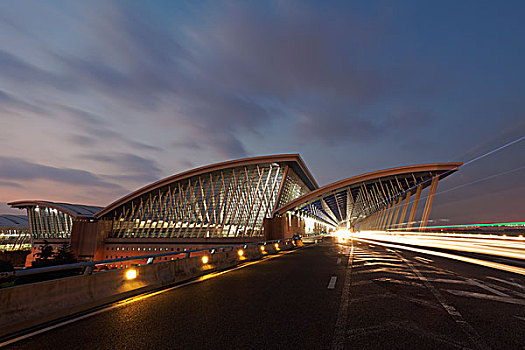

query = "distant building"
0;215;31;252
9;154;461;267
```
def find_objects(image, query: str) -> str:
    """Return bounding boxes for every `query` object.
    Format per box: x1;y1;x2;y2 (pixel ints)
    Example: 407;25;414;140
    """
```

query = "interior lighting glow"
125;268;137;280
237;249;244;257
202;255;209;264
335;228;351;242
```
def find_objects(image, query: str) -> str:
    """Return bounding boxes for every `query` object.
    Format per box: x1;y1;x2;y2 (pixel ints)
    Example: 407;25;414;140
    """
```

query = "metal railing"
0;238;297;279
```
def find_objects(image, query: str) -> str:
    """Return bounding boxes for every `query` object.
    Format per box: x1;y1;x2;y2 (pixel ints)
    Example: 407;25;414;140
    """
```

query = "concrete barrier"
0;244;280;338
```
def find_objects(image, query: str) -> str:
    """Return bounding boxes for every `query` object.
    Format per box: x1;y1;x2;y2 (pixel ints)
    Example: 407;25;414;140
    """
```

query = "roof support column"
378;207;388;230
397;193;411;230
407;184;422;230
420;176;439;230
376;210;384;230
390;197;403;230
382;203;395;231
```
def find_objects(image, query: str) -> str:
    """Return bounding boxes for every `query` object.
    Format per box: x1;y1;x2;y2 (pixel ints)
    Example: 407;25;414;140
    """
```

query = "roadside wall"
0;241;295;338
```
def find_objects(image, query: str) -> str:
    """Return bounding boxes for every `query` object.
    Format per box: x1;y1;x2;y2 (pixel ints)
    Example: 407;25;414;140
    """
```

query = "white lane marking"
336;258;342;265
372;278;424;287
408;277;466;284
394;251;490;350
328;276;338;289
445;290;525;305
487;276;525;290
467;279;509;297
414;256;433;263
0;248;304;348
331;241;354;350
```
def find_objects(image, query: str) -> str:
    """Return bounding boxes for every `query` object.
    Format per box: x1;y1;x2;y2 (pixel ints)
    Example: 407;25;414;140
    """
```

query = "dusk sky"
0;1;524;224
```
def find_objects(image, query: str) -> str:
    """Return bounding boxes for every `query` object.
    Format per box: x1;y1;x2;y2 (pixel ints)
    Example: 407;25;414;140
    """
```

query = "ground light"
201;256;209;264
125;268;137;280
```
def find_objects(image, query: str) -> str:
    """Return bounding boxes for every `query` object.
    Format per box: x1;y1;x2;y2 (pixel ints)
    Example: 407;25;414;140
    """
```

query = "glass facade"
278;169;311;209
27;206;73;239
105;163;312;239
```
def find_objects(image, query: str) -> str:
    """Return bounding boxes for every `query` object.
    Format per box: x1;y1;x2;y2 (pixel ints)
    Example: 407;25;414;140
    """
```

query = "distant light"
260;246;265;251
126;269;137;280
274;243;279;249
237;249;244;257
202;255;209;264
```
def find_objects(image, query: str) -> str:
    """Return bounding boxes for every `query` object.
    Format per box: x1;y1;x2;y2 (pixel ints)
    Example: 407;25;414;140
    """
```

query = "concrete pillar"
406;185;422;230
383;203;395;230
420;176;439;230
397;193;411;229
390;197;403;231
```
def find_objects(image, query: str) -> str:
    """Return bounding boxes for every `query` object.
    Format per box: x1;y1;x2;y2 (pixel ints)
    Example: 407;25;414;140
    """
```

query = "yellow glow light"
125;268;137;280
260;246;265;251
237;249;244;257
335;228;351;243
274;243;279;249
202;255;209;264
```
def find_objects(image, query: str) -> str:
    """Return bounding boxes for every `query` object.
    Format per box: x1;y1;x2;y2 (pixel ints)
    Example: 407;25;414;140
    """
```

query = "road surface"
4;237;525;349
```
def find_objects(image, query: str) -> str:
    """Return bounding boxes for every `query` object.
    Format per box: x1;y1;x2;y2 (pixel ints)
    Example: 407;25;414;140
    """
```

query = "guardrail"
0;237;308;339
0;238;297;280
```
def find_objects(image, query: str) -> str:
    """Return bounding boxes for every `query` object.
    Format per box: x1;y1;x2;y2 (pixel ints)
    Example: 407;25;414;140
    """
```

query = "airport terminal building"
8;154;461;266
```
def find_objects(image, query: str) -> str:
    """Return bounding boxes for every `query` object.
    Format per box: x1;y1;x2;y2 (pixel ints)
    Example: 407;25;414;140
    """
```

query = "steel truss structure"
97;155;317;239
274;163;462;231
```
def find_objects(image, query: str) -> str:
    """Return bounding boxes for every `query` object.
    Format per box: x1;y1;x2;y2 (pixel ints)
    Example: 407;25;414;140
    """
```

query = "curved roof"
273;162;462;218
8;201;103;219
0;215;29;228
96;154;318;218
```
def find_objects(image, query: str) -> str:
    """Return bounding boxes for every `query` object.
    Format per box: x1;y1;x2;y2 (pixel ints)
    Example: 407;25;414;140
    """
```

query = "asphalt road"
4;238;525;349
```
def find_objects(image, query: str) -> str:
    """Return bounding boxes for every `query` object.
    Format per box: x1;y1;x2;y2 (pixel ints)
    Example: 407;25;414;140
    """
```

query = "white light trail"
350;231;525;275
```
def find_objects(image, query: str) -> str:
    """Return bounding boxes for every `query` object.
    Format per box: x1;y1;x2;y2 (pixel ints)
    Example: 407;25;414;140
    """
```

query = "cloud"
0;180;23;188
0;89;47;116
51;104;162;152
84;153;162;183
0;49;72;90
0;156;123;189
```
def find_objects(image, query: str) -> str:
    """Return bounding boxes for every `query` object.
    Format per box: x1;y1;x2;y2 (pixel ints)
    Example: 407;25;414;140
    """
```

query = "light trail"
350;235;525;276
336;230;525;275
461;135;525;167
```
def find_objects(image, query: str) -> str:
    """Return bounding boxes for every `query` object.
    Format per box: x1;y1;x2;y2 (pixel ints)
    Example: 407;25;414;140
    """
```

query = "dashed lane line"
328;276;338;289
331;241;354;350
